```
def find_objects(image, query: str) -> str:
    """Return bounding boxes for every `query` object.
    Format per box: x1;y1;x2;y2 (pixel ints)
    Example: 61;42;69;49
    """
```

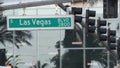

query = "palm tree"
0;17;32;66
0;17;32;48
51;28;116;68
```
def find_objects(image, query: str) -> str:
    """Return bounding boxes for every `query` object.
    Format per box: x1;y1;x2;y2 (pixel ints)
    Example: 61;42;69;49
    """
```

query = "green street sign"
7;15;74;30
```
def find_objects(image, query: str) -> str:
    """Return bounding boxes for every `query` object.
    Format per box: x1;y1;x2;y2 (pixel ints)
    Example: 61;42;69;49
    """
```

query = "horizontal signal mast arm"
0;0;80;11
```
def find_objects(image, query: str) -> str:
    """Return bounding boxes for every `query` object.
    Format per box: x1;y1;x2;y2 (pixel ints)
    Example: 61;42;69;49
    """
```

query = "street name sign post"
7;15;74;30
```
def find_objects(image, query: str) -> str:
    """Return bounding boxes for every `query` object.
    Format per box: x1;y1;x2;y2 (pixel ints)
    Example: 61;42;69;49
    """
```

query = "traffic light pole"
114;0;120;67
83;22;86;68
107;51;110;68
117;0;120;67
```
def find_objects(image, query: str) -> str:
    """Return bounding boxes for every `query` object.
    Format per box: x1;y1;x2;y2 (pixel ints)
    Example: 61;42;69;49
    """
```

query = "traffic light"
0;49;7;66
72;7;82;14
0;17;6;26
103;0;118;18
72;7;82;23
107;29;116;50
86;9;96;33
117;38;120;59
97;19;107;41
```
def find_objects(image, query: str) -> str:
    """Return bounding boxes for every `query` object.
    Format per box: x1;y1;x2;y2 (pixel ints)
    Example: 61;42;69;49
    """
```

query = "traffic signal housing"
72;7;82;14
107;29;116;50
86;9;96;33
72;7;82;23
97;19;107;41
0;49;7;66
117;38;120;59
103;0;118;18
